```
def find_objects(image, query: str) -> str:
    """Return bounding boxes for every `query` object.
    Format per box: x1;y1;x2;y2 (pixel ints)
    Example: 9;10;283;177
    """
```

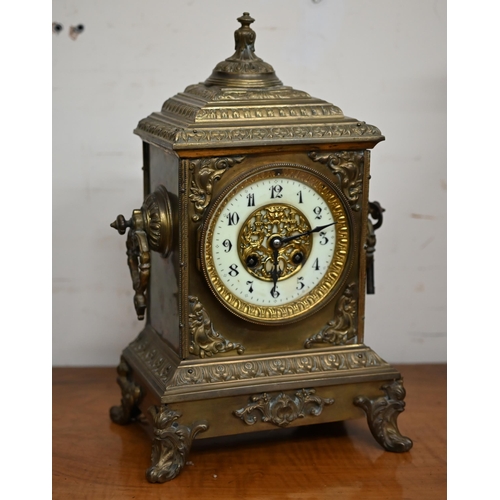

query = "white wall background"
52;0;446;366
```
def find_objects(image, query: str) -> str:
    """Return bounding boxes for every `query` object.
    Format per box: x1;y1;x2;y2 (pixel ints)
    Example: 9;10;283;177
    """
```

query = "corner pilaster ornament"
188;156;246;221
308;151;364;211
304;283;357;348
146;406;209;483
354;380;413;452
109;356;144;425
188;296;245;358
234;389;334;428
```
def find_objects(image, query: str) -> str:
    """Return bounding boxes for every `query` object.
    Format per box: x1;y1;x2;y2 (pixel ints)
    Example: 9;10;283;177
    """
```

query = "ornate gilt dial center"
238;203;312;282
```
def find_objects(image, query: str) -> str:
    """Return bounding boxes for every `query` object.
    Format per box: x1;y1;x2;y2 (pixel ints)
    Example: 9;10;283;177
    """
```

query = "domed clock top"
134;13;383;150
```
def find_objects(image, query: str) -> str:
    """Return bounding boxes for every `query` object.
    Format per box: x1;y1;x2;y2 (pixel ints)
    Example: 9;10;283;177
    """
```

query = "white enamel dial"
201;165;351;324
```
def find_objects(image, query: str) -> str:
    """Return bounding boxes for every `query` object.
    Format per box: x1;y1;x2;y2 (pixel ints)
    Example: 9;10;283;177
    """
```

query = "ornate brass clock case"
110;13;412;483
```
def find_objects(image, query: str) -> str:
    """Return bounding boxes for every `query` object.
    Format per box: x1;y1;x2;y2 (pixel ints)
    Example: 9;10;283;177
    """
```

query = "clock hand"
269;242;281;297
280;221;337;245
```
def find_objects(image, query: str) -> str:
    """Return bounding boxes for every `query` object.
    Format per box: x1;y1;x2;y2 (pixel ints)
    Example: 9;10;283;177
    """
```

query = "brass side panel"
357;150;371;344
148;146;181;353
142;141;150;199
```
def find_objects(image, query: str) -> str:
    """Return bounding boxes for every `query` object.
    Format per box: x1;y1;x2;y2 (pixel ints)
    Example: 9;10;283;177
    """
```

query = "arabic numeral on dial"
296;277;305;290
313;207;322;219
246;281;254;293
226;212;240;226
228;264;239;277
270;185;283;199
312;258;320;271
319;231;328;245
247;193;255;207
270;286;280;298
222;239;232;252
297;190;303;203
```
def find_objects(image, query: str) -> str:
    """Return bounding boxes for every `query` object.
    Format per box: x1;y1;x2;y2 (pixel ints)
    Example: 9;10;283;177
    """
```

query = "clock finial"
234;12;256;55
204;12;282;88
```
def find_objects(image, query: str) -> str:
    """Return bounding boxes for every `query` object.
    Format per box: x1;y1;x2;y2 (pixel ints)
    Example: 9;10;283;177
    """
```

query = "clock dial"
201;164;352;324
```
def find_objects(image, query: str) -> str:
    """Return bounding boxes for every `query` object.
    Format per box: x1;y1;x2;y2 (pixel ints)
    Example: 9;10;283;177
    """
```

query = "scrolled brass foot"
109;357;143;425
146;405;209;483
354;379;413;453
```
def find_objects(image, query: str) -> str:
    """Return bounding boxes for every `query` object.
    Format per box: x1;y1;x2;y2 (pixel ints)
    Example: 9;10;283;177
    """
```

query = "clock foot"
146;405;209;483
354;379;413;452
109;356;143;425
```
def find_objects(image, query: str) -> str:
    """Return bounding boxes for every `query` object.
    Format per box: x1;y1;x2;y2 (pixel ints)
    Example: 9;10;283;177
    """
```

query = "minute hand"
280;222;337;245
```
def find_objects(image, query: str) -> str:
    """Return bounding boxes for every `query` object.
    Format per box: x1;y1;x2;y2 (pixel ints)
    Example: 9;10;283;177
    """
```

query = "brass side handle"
366;201;385;295
111;185;173;320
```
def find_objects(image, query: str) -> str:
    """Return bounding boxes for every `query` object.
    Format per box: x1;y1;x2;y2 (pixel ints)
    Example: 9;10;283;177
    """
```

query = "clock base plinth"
110;327;412;483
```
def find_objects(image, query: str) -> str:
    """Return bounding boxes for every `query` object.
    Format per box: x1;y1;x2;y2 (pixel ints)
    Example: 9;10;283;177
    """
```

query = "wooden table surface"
53;364;446;499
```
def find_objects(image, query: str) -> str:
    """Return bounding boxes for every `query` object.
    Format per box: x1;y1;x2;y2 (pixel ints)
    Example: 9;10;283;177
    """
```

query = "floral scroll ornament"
234;389;334;428
304;283;357;348
188;296;245;358
188;156;246;221
308;151;364;211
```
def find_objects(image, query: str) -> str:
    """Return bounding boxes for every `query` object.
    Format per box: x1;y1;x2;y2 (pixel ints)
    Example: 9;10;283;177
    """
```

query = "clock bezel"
199;162;356;325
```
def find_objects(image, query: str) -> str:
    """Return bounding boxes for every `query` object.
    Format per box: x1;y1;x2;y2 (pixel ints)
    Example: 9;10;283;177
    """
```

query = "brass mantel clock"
110;13;412;483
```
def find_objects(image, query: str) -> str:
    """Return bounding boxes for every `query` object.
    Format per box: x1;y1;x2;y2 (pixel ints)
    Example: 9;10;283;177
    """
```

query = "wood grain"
53;364;446;499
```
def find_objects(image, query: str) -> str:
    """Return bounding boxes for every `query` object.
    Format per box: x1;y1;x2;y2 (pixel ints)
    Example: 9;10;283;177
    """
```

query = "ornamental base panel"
109;339;412;482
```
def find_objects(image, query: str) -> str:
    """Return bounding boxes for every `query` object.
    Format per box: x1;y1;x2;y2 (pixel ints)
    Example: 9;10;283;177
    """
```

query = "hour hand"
269;246;281;297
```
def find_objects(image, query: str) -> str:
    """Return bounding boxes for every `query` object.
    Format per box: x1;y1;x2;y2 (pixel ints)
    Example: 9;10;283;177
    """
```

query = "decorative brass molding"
161;99;200;121
129;331;173;385
184;84;313;101
137;118;179;143
182;84;222;101
159;85;342;125
234;389;334;427
304;283;357;348
188;156;246;222
178;123;380;146
146;405;208;483
109;356;144;425
354;380;413;453
194;104;342;122
188;296;245;358
212;58;274;77
136;119;382;149
309;151;365;211
167;347;388;389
